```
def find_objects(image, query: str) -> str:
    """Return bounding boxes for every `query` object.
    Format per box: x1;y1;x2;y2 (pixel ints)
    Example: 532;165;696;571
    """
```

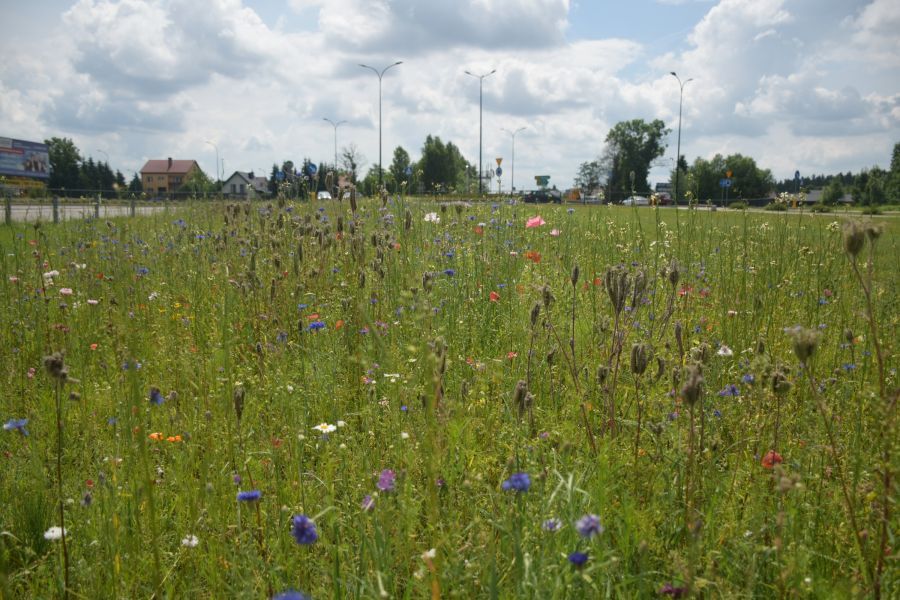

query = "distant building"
223;171;268;199
140;158;200;196
804;189;853;205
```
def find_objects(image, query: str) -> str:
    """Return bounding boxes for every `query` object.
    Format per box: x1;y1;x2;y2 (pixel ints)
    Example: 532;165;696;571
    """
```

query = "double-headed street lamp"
322;117;347;175
669;72;693;207
500;127;526;194
359;61;403;188
465;68;496;195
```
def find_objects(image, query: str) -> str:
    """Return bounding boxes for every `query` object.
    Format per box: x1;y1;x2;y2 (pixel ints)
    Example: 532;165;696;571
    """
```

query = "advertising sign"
0;137;50;179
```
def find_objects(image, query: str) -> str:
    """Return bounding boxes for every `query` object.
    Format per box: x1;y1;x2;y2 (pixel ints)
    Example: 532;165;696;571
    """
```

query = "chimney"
167;157;173;170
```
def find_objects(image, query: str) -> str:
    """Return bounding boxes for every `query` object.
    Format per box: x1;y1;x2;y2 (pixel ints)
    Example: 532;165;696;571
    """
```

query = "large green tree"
686;153;774;202
419;135;472;193
45;137;82;194
389;146;411;193
574;160;603;192
603;119;669;201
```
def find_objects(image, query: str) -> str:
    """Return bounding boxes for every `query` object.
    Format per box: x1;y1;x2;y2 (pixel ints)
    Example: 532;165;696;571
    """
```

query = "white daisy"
312;423;337;434
181;534;199;548
44;526;67;541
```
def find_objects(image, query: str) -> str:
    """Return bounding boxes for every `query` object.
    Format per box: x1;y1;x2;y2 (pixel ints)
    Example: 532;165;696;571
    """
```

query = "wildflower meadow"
0;198;896;598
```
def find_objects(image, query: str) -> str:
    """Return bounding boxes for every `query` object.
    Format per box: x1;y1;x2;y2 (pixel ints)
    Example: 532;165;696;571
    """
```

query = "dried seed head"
843;328;854;344
530;302;541;328
667;259;680;287
404;209;412;231
680;364;703;406
422;271;434;292
546;347;557;366
43;351;68;381
630;342;649;376
631;269;647;306
771;368;792;396
691;342;711;365
865;223;883;241
756;339;766;355
571;264;580;287
542;284;555;309
654;356;666;382
512;380;528;416
596;365;609;385
337;216;344;234
604;266;630;314
233;385;245;423
789;327;821;364
842;221;866;257
349;188;358;213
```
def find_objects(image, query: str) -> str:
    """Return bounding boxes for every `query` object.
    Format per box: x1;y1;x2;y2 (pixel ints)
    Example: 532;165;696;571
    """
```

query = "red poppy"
761;450;783;469
474;226;484;235
525;250;541;263
489;291;500;302
506;351;518;359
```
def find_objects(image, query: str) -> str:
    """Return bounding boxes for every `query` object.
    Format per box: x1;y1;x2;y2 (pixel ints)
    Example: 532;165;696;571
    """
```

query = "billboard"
0;137;50;180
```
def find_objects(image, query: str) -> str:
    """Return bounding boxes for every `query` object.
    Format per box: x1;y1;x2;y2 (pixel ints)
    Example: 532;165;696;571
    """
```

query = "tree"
419;135;472;193
685;153;774;202
821;179;844;205
603;119;669;201
389;146;411;193
128;173;142;193
269;164;280;195
574;160;603;192
341;144;366;184
45;137;82;194
888;141;900;204
180;168;215;197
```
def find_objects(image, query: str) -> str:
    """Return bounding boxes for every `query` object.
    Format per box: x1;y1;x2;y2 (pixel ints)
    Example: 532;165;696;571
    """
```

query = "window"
240;184;245;194
231;184;237;193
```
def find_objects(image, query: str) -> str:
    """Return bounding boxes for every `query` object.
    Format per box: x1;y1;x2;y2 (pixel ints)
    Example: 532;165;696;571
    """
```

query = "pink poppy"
525;215;546;228
550;228;561;237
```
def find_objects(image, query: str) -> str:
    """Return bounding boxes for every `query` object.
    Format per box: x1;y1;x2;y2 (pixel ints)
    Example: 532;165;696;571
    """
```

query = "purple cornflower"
308;321;326;331
443;269;456;277
273;590;311;600
149;387;164;405
290;514;318;545
542;518;562;532
501;472;531;492
3;418;29;436
361;494;375;512
742;373;755;384
575;514;604;538
717;384;740;397
377;469;396;492
568;551;589;568
236;489;262;502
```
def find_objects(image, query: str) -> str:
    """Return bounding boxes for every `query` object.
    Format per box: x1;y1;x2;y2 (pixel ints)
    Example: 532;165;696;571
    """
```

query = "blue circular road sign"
307;164;318;176
495;167;503;177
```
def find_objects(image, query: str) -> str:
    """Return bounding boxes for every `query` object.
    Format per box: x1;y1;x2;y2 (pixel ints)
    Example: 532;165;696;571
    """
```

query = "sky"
1;0;898;191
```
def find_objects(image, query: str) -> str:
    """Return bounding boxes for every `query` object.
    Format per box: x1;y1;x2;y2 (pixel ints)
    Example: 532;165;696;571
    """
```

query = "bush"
765;202;788;211
861;206;882;215
728;201;747;210
809;203;832;213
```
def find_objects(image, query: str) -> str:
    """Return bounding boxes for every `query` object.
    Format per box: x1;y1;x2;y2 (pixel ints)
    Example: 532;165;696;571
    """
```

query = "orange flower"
335;319;344;330
506;351;518;359
89;343;99;351
761;450;783;469
524;250;541;263
307;313;320;320
474;226;484;235
149;432;164;441
166;435;182;443
489;291;500;302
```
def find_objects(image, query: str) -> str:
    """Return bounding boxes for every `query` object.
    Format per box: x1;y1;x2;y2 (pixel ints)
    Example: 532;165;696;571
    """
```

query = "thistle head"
630;342;649;376
842;221;866;257
680;364;703;406
789;326;821;364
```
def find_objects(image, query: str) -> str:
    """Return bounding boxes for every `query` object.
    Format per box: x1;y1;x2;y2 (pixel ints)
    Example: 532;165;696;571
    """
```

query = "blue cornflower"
501;472;531;492
237;490;262;502
377;469;396;492
107;417;118;426
136;266;150;276
3;418;29;436
567;208;575;214
842;363;856;371
308;321;326;331
290;514;318;545
149;387;164;405
717;384;740;397
273;590;311;600
568;551;589;568
173;219;187;228
443;269;456;277
742;373;755;384
575;514;603;538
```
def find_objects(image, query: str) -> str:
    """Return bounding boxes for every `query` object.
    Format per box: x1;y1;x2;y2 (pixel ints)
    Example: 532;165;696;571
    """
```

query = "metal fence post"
4;193;11;226
95;194;101;218
53;196;59;223
130;196;136;217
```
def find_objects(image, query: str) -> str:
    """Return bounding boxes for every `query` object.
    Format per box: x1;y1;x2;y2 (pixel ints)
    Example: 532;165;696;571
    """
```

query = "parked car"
622;195;650;206
317;191;332;200
523;190;562;204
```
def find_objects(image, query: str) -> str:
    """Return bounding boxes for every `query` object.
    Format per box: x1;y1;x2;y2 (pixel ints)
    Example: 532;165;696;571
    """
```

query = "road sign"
495;167;503;177
719;178;732;188
307;163;318;176
535;175;550;187
496;157;503;166
276;171;285;181
726;170;732;178
405;166;413;176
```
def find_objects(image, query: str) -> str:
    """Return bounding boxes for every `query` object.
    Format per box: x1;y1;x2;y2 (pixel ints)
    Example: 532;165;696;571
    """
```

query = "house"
140;158;201;196
223;171;269;199
804;189;854;205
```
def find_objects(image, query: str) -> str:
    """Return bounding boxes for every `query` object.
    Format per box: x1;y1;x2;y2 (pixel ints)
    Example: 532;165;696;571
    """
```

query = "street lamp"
500;127;526;193
359;61;403;188
205;140;220;184
465;68;497;195
96;149;109;165
669;72;692;207
322;118;347;176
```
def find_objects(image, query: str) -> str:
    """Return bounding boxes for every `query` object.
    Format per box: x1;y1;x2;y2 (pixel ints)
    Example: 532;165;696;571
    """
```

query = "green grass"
0;199;896;598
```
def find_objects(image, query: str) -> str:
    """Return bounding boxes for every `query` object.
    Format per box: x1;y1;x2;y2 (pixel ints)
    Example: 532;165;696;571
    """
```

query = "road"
5;203;167;223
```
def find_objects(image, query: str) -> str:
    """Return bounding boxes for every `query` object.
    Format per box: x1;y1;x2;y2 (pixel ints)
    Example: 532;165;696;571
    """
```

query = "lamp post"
359;61;403;188
669;72;692;207
500;127;526;193
96;149;109;165
322;118;347;175
205;140;220;184
465;69;496;195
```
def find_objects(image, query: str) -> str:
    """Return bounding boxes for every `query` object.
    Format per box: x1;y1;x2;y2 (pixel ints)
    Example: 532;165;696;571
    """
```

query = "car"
523;190;562;204
316;191;332;200
622;195;650;206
